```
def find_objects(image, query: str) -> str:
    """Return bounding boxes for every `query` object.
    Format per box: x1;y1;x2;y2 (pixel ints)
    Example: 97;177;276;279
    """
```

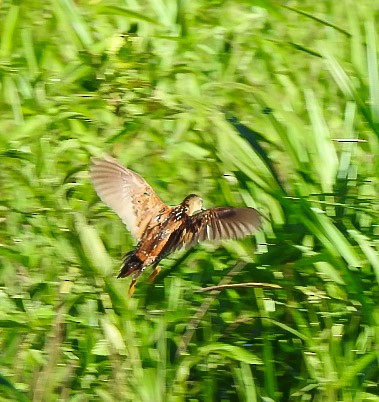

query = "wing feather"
166;206;261;255
90;156;169;240
198;207;261;242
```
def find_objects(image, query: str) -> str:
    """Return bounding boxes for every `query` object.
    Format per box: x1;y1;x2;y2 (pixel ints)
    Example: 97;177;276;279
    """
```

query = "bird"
89;155;261;295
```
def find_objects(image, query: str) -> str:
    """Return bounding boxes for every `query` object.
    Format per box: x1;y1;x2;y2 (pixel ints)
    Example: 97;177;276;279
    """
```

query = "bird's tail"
118;251;143;278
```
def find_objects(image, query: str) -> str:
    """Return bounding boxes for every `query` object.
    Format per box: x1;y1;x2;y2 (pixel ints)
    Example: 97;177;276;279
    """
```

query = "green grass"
0;0;378;400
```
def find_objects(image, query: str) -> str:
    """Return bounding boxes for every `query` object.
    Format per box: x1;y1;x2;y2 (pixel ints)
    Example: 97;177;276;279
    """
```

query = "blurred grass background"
0;0;378;400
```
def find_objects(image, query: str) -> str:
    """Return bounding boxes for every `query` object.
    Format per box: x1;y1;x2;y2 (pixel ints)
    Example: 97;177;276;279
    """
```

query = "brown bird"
90;156;261;295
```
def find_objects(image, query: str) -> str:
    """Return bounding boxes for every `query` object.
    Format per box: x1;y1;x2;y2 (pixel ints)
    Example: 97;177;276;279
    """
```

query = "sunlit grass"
0;0;378;400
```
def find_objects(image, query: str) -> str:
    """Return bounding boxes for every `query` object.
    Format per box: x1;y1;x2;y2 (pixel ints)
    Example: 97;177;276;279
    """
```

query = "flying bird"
90;156;261;295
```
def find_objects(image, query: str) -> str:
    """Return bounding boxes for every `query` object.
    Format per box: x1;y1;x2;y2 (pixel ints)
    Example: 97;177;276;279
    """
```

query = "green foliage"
0;0;378;400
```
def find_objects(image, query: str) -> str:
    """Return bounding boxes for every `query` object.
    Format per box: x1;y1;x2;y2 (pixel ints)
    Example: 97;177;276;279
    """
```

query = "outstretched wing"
166;207;261;254
90;156;169;240
192;207;261;242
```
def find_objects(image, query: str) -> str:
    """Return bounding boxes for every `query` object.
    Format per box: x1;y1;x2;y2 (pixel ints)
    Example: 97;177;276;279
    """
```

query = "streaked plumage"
90;156;261;295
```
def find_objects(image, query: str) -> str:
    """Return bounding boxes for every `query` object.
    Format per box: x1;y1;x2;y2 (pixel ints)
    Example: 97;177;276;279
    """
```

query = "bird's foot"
128;279;137;296
148;266;161;283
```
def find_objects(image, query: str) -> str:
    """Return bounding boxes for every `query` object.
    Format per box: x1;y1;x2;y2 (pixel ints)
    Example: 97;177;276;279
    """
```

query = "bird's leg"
128;278;137;297
148;265;161;283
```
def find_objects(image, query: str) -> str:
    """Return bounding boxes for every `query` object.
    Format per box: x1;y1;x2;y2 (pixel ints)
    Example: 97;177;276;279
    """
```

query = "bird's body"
90;156;261;295
119;203;186;277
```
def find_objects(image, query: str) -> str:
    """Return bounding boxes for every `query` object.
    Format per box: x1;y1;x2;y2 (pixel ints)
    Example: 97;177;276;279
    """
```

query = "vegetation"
0;0;378;400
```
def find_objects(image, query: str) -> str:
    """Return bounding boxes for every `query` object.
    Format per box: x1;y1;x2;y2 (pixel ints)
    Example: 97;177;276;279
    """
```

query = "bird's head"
182;194;203;216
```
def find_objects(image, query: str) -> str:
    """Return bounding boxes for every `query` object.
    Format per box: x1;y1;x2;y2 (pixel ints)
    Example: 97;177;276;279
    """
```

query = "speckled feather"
90;156;261;290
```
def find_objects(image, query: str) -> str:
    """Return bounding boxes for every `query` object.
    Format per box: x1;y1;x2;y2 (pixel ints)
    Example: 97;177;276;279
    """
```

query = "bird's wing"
90;156;169;240
168;207;262;254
